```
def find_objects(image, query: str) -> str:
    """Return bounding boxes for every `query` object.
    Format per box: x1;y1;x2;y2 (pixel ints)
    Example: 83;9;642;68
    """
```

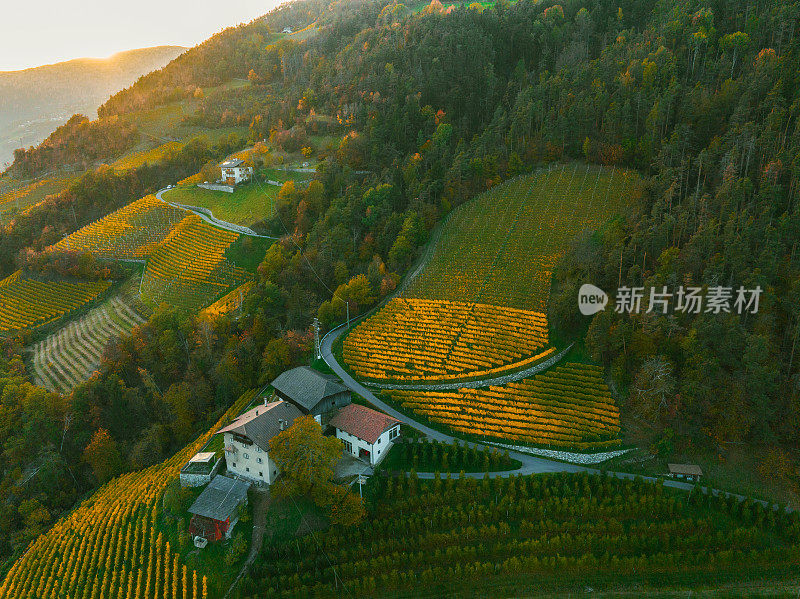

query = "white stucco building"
329;403;401;466
218;399;302;485
219;158;253;185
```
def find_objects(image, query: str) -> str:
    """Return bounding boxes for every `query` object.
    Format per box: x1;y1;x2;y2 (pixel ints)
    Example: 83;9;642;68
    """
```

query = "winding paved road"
155;188;276;238
321;305;790;511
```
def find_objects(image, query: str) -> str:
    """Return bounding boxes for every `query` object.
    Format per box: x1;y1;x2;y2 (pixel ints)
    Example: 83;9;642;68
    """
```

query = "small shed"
180;451;221;487
188;476;250;542
668;463;703;483
271;366;351;421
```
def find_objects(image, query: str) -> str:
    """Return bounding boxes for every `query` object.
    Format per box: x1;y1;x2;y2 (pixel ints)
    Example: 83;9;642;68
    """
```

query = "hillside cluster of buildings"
180;366;400;544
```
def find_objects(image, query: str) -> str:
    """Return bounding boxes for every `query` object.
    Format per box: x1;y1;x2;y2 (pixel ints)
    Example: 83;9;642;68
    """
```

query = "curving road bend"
321;324;792;513
155;188;276;238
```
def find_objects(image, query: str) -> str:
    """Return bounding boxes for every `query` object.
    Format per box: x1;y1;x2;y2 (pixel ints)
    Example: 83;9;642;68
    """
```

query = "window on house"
257;458;262;464
377;438;381;444
243;453;249;459
246;467;250;472
232;463;237;468
259;472;263;477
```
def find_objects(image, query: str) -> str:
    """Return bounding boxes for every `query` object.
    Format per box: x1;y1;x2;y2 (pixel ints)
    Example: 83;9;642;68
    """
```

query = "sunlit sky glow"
0;0;281;71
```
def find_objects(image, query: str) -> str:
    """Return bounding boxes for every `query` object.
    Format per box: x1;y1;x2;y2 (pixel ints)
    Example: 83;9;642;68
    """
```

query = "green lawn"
162;182;279;226
224;235;274;271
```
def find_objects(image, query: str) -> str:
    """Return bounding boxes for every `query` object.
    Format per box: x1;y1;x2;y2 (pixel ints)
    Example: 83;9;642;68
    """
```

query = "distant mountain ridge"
0;45;186;167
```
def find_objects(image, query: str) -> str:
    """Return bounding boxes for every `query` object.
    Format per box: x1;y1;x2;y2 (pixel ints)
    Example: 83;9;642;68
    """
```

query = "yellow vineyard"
50;195;187;260
388;363;620;450
199;280;254;318
140;215;251;310
0;391;254;599
344;298;553;381
0;271;110;332
344;166;640;384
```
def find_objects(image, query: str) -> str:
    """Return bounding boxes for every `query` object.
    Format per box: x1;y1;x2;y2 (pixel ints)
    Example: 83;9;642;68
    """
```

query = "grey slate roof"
220;158;244;168
271;366;348;412
188;475;250;521
217;400;303;451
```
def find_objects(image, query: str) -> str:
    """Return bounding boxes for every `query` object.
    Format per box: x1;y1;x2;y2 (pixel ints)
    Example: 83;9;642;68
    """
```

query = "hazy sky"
0;0;281;71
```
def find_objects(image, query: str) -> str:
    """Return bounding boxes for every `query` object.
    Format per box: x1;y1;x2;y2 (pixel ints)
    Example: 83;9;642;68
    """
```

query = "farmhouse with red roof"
329;403;401;466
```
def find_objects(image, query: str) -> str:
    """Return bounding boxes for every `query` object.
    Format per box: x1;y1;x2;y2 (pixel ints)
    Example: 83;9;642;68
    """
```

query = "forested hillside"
1;0;800;583
0;46;184;166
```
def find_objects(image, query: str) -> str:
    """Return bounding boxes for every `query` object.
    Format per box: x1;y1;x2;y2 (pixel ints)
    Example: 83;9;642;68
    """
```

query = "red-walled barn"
188;475;250;542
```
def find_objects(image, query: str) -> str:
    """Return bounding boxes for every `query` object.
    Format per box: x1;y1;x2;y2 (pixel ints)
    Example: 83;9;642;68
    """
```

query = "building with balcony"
217;399;302;485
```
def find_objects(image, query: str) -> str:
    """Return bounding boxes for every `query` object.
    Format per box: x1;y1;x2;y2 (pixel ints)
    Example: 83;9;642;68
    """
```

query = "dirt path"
224;487;270;599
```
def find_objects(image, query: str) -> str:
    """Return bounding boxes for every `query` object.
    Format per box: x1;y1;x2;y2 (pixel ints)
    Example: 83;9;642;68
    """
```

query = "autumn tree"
269;415;343;500
84;428;124;483
327;484;365;526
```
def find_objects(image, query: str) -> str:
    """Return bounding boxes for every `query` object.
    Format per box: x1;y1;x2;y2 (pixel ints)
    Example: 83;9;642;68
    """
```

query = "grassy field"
119;80;250;143
162;182;279;226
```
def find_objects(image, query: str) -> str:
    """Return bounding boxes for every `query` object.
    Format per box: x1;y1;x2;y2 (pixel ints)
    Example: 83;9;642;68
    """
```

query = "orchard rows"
52;195;187;260
30;296;145;393
344;298;553;381
199;281;254;319
343;165;638;449
0;271;110;332
236;472;800;598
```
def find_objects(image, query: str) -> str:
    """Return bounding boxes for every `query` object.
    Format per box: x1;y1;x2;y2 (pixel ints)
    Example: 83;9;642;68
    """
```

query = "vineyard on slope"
30;296;145;393
344;164;639;384
199;280;254;319
386;363;620;450
140;215;252;311
344;298;553;381
50;195;188;260
0;271;110;332
0;390;256;599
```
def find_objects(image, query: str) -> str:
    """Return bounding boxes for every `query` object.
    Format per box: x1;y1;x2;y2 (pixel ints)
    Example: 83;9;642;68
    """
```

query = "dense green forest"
1;0;799;574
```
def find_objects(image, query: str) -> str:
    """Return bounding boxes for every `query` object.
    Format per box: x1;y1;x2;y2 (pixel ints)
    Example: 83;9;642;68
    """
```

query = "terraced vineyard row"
344;298;553;381
0;390;254;599
199;280;254;318
0;271;110;332
30;296;145;393
140;215;252;311
387;363;620;450
50;195;188;260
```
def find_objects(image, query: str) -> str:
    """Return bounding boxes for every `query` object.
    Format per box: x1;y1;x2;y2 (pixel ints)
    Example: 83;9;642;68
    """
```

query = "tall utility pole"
313;317;321;360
